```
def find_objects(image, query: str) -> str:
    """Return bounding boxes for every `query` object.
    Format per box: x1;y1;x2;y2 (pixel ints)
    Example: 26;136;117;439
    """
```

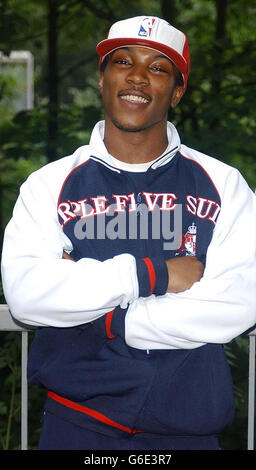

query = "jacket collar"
89;120;181;172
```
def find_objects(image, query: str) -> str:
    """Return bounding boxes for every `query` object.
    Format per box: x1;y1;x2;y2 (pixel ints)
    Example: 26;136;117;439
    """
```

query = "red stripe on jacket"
142;258;156;294
47;391;145;434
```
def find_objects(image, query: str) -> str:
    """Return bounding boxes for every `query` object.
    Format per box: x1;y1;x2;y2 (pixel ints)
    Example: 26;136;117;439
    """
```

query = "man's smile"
118;89;151;105
120;94;150;104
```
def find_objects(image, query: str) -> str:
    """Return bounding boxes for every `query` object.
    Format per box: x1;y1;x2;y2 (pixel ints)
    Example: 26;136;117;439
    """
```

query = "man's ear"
170;86;184;109
99;72;104;94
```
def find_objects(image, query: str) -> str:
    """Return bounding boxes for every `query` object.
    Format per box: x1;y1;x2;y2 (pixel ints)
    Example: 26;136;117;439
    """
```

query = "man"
1;16;256;450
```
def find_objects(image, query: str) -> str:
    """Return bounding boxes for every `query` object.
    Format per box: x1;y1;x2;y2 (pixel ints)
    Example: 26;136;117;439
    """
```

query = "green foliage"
0;332;22;450
0;0;255;450
0;65;21;120
219;337;251;450
0;331;45;450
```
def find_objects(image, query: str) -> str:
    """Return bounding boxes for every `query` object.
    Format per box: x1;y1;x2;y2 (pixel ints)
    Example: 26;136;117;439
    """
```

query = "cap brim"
96;37;188;76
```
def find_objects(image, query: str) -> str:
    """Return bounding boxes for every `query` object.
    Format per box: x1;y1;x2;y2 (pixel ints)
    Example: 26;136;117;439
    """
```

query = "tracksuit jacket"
1;121;256;439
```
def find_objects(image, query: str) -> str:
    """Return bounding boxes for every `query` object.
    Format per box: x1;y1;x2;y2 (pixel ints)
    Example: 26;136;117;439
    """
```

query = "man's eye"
150;65;166;73
115;59;130;65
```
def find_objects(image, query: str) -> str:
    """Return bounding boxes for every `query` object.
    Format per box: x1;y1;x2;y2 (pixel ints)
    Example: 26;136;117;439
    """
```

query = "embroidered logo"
177;222;197;256
138;18;156;38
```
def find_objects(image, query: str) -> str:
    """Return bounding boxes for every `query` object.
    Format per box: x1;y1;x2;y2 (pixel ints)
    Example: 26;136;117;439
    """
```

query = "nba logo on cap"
96;16;190;91
138;17;156;37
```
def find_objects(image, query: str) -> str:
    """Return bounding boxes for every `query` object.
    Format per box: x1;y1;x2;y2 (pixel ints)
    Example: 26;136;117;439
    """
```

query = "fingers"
62;251;75;261
166;256;204;293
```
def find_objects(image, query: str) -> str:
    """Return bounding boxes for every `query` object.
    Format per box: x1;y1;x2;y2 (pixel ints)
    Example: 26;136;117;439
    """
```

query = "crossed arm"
63;250;204;295
1;166;256;348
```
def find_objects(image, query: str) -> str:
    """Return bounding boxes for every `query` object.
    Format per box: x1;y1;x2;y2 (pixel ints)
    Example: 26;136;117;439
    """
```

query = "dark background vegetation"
0;0;255;449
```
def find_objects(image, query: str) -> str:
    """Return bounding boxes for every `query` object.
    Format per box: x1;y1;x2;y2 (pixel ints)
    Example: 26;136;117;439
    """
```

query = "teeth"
120;95;149;104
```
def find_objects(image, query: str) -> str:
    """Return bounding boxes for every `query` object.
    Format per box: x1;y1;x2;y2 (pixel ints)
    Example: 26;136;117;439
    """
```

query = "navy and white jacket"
1;121;256;438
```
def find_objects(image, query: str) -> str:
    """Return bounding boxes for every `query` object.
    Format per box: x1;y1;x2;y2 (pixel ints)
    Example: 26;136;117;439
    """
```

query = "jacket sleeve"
1;169;168;328
122;168;256;349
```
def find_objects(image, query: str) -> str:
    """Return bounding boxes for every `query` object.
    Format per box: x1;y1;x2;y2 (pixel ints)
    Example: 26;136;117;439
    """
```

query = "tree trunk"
47;0;59;162
210;0;228;132
0;184;3;251
212;0;228;95
161;0;177;26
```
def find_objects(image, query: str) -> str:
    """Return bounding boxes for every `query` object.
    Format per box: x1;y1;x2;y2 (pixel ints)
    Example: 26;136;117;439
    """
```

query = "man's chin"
112;119;151;133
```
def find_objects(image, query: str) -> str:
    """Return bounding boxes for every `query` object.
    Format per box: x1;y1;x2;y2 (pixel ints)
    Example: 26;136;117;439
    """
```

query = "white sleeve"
124;169;256;350
1;173;139;327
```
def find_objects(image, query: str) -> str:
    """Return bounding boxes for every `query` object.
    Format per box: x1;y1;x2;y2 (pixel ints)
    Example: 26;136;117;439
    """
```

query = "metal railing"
0;305;30;450
0;303;255;450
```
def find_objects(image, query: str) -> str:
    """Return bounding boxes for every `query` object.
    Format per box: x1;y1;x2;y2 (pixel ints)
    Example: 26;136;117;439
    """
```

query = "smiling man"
1;16;256;450
99;46;182;129
99;46;184;163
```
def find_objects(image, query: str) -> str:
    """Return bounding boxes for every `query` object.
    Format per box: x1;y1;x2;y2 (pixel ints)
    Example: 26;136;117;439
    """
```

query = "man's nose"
126;65;149;86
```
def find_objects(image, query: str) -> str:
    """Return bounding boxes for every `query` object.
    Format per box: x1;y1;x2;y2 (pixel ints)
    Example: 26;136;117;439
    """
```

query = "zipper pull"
136;192;142;216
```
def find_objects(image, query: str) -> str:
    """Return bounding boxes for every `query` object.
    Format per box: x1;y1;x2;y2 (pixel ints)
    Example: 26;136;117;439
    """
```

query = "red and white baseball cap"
96;16;190;90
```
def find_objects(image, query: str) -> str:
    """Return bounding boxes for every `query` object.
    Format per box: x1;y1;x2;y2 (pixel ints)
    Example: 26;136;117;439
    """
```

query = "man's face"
99;46;184;133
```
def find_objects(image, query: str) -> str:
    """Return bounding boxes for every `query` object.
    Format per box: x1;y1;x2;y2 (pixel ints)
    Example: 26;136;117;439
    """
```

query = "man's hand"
166;256;204;293
62;251;75;261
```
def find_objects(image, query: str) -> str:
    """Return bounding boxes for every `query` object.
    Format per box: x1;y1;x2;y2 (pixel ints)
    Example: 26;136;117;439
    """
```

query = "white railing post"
21;331;28;450
248;332;256;450
0;305;30;450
